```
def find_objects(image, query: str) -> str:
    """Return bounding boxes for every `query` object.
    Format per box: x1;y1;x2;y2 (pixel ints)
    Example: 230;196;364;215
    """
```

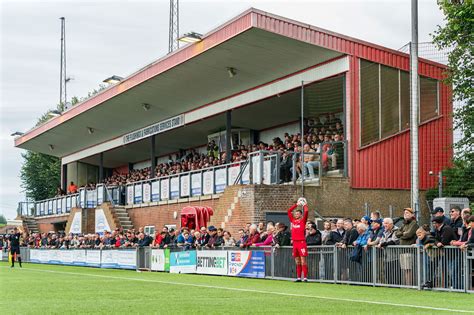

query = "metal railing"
11;245;473;293
20;142;348;215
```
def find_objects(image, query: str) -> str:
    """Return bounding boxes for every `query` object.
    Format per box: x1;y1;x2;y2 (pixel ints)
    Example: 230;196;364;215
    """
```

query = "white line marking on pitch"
3;265;474;313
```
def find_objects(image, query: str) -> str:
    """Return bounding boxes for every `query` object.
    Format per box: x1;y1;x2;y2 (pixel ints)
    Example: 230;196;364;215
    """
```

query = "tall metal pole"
169;0;179;53
300;81;305;196
59;17;66;108
410;0;419;218
438;171;443;198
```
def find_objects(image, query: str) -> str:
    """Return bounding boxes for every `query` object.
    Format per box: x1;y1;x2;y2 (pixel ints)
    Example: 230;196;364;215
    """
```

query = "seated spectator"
223;231;235;247
254;225;275;247
241;224;260;248
235;229;248;247
273;223;291;247
306;223;322;245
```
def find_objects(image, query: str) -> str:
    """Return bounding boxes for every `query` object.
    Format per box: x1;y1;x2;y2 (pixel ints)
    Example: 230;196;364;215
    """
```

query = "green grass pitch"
1;262;473;314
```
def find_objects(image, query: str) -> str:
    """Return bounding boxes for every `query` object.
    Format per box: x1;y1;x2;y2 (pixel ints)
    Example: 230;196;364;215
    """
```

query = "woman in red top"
287;197;309;282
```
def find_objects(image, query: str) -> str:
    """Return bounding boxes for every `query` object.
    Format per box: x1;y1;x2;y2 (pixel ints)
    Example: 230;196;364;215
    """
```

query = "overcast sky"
0;0;444;219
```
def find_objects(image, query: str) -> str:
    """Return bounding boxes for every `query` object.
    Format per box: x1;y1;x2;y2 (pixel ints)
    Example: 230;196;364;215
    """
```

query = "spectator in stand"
235;229;248;247
257;221;265;234
306;223;322;246
415;225;436;248
301;144;320;179
377;218;399;247
338;219;358;248
360;215;371;228
55;186;65;197
68;181;78;194
199;226;210;246
205;226;220;248
325;219;345;245
367;219;384;247
152;232;164;248
223;231;235;247
254;225;275;247
449;206;464;238
241;224;260;248
370;211;381;221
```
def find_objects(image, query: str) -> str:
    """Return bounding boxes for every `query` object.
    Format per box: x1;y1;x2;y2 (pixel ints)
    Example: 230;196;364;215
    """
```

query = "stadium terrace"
14;9;452;246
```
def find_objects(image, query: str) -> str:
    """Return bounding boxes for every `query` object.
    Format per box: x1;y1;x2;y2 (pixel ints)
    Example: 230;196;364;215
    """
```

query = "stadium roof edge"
14;7;447;154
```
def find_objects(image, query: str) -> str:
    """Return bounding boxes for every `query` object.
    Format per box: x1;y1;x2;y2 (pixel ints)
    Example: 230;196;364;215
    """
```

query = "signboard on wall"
160;179;169;200
170;251;197;274
215;168;227;193
263;160;272;185
95;209;111;234
191;173;202;196
69;212;82;234
180;175;190;197
196;250;228;275
123;114;184;145
151;249;170;272
151;181;160;202
252;155;261;184
85;250;101;267
228;166;240;185
143;183;151;203
97;185;104;204
228;251;266;278
203;171;214;195
127;186;134;205
134;184;143;204
170;177;179;199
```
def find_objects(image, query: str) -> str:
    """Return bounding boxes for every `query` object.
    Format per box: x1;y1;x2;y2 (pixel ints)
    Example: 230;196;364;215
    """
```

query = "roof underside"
16;27;341;157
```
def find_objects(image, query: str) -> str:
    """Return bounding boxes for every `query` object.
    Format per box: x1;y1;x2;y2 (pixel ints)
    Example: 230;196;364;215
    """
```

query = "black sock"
11;257;14;267
18;257;22;267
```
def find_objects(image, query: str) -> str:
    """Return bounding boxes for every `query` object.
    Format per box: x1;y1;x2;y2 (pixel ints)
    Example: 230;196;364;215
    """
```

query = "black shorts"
10;247;20;255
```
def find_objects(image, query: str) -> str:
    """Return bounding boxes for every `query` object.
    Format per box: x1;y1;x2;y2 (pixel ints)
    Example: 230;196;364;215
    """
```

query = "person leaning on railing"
459;215;474;250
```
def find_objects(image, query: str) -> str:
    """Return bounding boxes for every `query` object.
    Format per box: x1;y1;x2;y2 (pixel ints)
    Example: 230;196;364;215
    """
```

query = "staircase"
221;189;243;229
113;206;134;231
22;216;39;234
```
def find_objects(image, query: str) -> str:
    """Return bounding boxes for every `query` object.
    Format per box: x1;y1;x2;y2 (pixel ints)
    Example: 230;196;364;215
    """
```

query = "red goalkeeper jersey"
287;204;308;241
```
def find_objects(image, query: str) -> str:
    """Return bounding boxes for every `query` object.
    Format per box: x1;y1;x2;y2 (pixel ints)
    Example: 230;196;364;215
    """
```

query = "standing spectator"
395;208;419;245
449;206;464;238
338;219;358;248
325;219;345;245
377;218;399;284
432;216;457;247
67;181;78;194
199;226;210;247
305;223;322;245
367;219;384;247
432;207;451;225
254;225;275;247
395;208;418;285
205;226;219;248
460;216;474;250
320;221;332;244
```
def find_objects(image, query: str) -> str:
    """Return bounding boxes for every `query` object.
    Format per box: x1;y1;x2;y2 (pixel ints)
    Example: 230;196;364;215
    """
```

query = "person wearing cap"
432;216;457;247
367;219;384;247
395;208;419;285
431;207;451;226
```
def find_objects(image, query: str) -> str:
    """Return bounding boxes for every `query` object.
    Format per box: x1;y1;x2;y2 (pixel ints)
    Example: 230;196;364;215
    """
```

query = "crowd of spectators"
94;113;346;187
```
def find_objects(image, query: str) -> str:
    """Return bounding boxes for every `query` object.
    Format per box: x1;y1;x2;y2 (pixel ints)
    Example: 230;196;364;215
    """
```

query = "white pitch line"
3;265;474;313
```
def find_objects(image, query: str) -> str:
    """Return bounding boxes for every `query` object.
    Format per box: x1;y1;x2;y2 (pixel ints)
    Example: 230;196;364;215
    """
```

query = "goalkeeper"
287;197;309;282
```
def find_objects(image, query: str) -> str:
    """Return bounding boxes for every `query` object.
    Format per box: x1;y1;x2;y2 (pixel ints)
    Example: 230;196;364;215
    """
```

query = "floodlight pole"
300;81;305;197
410;0;420;220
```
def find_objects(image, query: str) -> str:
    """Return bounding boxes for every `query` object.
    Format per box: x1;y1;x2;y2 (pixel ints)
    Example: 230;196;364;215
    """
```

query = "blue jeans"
304;161;320;178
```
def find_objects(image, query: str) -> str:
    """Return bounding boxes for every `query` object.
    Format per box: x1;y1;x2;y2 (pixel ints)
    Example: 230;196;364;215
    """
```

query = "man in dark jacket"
274;223;291;247
325;219;345;245
306;223;322;245
432;216;457;246
338;219;358;248
461;215;474;250
449;206;464;238
136;233;152;247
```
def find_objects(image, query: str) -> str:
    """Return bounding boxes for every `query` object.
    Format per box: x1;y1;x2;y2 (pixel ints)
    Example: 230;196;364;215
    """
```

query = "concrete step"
116;213;129;218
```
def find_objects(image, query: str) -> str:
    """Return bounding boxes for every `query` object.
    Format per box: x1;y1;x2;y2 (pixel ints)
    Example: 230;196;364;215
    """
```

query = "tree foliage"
0;214;7;225
429;0;473;204
20;84;108;201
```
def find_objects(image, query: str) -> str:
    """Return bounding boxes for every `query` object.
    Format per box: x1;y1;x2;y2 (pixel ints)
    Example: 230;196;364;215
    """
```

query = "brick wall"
35;214;69;233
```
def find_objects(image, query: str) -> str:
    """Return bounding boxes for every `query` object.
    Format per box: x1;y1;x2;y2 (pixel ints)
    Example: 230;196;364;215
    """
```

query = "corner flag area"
1;262;473;314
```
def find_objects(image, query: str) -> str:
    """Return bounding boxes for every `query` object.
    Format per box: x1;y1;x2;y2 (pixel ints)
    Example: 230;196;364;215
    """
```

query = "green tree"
20;84;108;201
429;0;474;204
0;214;7;225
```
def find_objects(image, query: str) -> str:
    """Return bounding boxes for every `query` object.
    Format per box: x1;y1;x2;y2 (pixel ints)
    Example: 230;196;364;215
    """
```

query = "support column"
151;135;156;178
62;164;67;192
226;110;232;164
99;152;104;182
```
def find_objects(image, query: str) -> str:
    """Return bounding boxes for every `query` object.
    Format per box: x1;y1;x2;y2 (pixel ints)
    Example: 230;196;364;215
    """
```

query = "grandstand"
14;8;452;236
